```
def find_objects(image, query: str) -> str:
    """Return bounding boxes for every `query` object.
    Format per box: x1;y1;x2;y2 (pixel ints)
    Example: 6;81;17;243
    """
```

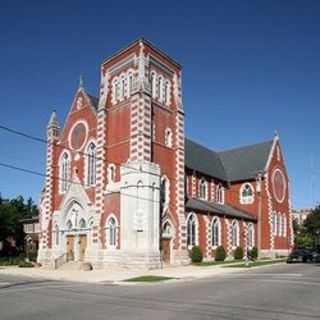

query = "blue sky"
0;0;319;208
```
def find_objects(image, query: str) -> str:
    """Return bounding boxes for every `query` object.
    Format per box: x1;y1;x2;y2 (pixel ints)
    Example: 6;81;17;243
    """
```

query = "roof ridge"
218;139;273;154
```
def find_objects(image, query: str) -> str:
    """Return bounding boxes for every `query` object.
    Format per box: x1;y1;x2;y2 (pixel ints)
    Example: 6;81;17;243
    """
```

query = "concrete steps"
58;261;82;271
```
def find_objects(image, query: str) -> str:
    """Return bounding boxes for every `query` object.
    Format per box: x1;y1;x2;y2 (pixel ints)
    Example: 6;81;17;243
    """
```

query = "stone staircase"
58;261;82;271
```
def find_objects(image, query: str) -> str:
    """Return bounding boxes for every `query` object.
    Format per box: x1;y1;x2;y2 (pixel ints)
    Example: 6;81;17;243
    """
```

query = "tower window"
164;128;173;148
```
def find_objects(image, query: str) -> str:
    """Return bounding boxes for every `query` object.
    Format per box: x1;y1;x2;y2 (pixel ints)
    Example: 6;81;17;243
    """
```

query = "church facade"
38;39;293;269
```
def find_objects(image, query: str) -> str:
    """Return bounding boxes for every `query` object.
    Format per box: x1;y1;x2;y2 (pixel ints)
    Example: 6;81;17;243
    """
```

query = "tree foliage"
0;195;38;254
295;205;320;249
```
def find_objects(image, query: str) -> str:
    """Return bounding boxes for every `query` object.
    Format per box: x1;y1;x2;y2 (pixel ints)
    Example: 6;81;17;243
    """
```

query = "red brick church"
38;38;293;269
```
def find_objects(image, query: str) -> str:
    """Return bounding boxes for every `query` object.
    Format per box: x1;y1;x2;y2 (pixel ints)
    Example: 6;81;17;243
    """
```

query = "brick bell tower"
97;39;189;268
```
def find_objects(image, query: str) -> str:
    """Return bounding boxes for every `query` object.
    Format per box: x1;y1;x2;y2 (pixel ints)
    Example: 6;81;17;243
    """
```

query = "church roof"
185;138;228;181
87;94;99;111
218;140;273;182
185;138;273;182
186;198;257;221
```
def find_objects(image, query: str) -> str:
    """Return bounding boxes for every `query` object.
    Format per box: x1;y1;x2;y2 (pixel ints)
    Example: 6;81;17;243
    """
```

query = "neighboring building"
292;209;312;226
21;216;40;258
38;38;293;269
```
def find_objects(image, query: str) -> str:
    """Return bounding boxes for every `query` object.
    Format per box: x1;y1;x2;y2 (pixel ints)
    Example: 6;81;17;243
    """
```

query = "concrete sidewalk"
0;263;248;284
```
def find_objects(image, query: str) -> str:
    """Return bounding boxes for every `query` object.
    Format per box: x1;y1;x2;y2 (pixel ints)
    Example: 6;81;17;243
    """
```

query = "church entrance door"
79;235;87;261
66;235;75;262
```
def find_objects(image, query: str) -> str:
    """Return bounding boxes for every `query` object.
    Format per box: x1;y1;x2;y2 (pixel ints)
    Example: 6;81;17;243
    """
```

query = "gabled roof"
186;198;257;221
185;138;227;181
218;140;273;182
185;138;274;182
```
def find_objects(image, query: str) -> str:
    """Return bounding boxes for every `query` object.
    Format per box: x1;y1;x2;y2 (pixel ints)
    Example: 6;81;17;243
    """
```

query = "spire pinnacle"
274;129;279;139
48;110;59;127
79;74;84;88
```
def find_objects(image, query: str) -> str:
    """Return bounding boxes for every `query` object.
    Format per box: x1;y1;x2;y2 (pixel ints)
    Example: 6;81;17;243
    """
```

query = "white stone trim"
67;119;89;152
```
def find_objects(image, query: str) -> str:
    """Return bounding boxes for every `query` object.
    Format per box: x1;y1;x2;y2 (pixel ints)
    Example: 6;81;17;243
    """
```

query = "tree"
303;205;320;248
0;195;39;255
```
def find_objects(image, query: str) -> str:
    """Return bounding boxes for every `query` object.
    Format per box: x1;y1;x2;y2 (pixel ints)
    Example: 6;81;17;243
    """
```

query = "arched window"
187;213;197;248
165;128;173;148
157;76;163;101
107;217;117;247
247;223;254;249
86;142;96;186
128;72;134;96
240;183;254;204
164;80;171;106
79;218;86;229
60;152;70;193
150;71;157;99
216;184;224;204
231;220;239;248
159;76;164;103
120;74;126;98
55;224;59;246
108;164;116;184
66;220;73;231
283;215;287;237
162;221;172;238
274;212;278;236
160;176;170;211
112;77;120;102
199;179;208;200
211;217;220;248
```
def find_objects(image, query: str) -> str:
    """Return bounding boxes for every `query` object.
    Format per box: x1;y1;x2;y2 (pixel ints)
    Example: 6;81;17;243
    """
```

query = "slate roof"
185;138;227;181
185;138;273;182
218;140;273;182
87;94;99;111
186;198;257;221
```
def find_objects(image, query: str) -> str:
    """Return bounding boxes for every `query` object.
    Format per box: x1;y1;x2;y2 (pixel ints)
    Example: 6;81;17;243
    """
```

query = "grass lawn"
223;259;286;268
124;275;175;282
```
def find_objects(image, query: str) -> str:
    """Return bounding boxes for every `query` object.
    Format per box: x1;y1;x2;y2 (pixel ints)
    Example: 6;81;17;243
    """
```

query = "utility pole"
256;171;264;259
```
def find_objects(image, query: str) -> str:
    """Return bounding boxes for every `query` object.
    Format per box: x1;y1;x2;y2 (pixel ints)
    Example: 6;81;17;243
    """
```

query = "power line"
0;123;161;179
0;123;292;212
0;160;160;204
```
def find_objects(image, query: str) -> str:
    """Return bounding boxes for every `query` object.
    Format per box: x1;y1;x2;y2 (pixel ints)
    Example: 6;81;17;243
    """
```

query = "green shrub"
27;252;38;262
214;246;226;261
234;247;244;260
249;247;258;260
0;256;24;266
191;246;203;263
18;261;34;268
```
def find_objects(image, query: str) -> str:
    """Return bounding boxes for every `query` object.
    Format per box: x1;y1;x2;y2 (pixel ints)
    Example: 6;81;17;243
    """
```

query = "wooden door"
79;235;87;261
66;235;75;262
161;239;171;264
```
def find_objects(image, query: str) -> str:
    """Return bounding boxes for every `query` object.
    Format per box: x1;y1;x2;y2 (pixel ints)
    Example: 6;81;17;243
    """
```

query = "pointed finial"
79;74;84;88
274;129;279;139
48;110;58;126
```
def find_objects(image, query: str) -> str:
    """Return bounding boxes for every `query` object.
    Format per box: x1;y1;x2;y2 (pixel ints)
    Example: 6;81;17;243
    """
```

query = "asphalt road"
0;263;319;320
